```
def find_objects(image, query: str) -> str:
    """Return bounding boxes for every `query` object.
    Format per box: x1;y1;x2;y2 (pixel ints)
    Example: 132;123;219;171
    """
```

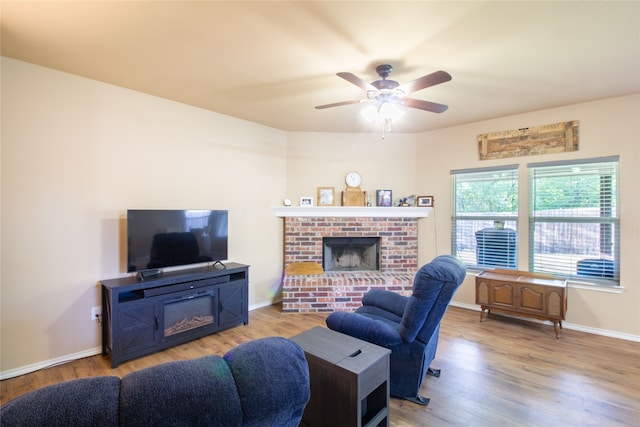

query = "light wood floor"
2;305;639;426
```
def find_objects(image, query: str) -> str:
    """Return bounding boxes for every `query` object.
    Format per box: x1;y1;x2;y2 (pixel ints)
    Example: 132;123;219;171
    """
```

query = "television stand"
101;263;249;368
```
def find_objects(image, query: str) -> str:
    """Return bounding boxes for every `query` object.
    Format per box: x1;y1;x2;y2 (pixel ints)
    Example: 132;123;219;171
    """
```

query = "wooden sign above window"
478;120;579;160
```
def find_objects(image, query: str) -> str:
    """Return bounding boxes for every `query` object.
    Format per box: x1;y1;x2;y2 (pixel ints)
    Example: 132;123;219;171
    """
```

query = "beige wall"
415;94;640;337
285;132;418;205
2;57;638;376
1;58;287;375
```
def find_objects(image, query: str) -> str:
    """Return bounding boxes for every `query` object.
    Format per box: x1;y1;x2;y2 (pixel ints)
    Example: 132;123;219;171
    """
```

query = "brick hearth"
282;271;415;313
274;208;430;313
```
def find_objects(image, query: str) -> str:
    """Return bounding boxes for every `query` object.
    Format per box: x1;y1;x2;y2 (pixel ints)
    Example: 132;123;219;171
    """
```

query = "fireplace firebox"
163;292;215;337
323;237;380;272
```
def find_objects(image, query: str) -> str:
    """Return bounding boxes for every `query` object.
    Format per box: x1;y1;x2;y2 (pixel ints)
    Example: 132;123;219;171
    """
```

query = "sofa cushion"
325;311;403;347
120;355;242;427
223;337;310;427
0;376;120;427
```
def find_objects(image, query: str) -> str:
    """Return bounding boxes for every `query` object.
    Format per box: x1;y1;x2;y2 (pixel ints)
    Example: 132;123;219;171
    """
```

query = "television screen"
127;210;228;273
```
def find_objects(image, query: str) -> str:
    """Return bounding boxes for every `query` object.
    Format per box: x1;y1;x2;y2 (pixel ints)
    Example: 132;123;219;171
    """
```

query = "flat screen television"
127;209;228;273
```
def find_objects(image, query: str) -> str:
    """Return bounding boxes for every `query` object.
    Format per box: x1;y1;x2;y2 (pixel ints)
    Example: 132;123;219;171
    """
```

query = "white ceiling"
2;1;639;134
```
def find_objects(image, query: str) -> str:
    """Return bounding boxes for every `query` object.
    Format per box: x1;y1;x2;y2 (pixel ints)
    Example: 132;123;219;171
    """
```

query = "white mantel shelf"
272;206;432;218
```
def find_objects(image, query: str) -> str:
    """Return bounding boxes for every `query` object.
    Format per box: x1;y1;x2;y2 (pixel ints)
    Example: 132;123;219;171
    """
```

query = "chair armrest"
362;289;408;318
326;312;402;347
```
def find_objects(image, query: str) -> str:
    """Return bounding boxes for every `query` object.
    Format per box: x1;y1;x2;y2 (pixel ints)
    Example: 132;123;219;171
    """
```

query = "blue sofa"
0;337;310;427
326;255;466;405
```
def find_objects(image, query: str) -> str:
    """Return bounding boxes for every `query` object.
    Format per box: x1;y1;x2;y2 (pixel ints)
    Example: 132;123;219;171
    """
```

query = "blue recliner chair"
326;255;466;405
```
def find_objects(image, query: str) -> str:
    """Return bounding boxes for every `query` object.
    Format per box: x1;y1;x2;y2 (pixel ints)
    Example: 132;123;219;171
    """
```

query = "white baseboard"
0;346;102;380
449;301;640;342
249;298;280;311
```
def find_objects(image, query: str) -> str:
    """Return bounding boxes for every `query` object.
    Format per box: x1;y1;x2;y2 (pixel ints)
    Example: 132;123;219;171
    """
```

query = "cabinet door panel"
476;280;489;305
518;286;545;314
547;289;564;318
219;281;247;328
490;283;516;308
118;303;158;355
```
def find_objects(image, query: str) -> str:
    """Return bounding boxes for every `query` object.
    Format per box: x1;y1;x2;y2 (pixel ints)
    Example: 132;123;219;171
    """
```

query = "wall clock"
345;171;362;189
342;171;366;206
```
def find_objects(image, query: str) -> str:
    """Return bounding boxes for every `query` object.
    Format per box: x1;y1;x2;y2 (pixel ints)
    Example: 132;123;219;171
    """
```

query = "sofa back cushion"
399;255;467;342
0;376;120;427
120;355;242;427
224;337;310;427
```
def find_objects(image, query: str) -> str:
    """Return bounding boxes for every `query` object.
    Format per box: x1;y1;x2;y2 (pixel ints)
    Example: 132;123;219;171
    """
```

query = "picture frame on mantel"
317;187;335;206
300;196;313;207
376;190;392;207
417;195;434;207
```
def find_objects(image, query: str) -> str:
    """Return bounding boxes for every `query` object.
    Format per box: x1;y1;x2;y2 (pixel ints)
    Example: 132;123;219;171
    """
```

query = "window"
528;157;619;285
451;165;519;269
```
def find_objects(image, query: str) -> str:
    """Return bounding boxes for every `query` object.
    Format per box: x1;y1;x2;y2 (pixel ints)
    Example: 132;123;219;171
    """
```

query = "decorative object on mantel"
417;196;434;207
317;187;335;206
300;196;313;206
397;195;416;206
478;120;579;160
376;190;393;207
285;262;324;275
271;206;432;218
342;171;367;206
283;198;292;207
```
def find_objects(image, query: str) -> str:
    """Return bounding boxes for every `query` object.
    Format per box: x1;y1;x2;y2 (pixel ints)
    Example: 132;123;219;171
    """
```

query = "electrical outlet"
91;306;102;320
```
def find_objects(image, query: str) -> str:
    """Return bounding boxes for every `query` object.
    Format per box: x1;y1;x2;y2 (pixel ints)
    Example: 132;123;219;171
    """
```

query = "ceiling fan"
315;64;451;114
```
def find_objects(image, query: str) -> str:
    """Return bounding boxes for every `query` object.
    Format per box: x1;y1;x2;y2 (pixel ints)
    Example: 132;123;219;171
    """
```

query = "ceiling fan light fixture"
361;100;404;125
366;90;380;100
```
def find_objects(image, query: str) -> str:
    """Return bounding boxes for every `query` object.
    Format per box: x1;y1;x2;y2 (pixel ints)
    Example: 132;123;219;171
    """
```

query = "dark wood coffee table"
290;326;390;427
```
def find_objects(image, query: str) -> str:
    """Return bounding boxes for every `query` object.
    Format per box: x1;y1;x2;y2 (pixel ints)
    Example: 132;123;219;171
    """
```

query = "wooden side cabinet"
475;269;567;338
290;327;390;427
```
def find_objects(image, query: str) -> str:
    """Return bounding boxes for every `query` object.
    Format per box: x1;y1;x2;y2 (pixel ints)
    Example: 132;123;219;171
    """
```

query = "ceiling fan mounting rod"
376;64;393;79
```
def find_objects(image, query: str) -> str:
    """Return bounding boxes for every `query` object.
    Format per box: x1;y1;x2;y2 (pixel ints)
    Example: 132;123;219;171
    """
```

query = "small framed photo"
376;190;393;207
317;187;335;206
300;196;313;207
417;195;434;207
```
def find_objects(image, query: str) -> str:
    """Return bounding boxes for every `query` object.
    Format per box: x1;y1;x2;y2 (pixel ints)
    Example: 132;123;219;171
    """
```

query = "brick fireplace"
273;207;431;313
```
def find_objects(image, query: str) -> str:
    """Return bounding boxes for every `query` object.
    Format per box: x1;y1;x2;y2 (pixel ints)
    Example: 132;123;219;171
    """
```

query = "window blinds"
528;157;619;283
451;165;519;268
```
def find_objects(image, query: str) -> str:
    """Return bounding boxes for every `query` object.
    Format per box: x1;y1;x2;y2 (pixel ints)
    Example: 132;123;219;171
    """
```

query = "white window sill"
567;280;624;294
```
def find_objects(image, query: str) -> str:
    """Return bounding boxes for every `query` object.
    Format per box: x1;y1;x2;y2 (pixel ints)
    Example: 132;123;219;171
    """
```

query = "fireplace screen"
323;237;380;271
164;292;215;337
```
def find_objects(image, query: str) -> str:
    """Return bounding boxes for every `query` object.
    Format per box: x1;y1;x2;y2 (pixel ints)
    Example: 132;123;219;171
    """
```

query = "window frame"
451;164;519;270
527;156;620;286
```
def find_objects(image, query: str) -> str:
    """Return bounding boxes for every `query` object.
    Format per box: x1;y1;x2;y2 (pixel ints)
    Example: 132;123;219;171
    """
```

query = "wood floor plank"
2;305;639;426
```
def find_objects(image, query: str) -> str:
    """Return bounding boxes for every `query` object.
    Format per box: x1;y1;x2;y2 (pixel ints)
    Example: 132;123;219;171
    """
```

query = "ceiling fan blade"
397;70;452;94
337;72;377;91
402;98;449;113
315;99;362;110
